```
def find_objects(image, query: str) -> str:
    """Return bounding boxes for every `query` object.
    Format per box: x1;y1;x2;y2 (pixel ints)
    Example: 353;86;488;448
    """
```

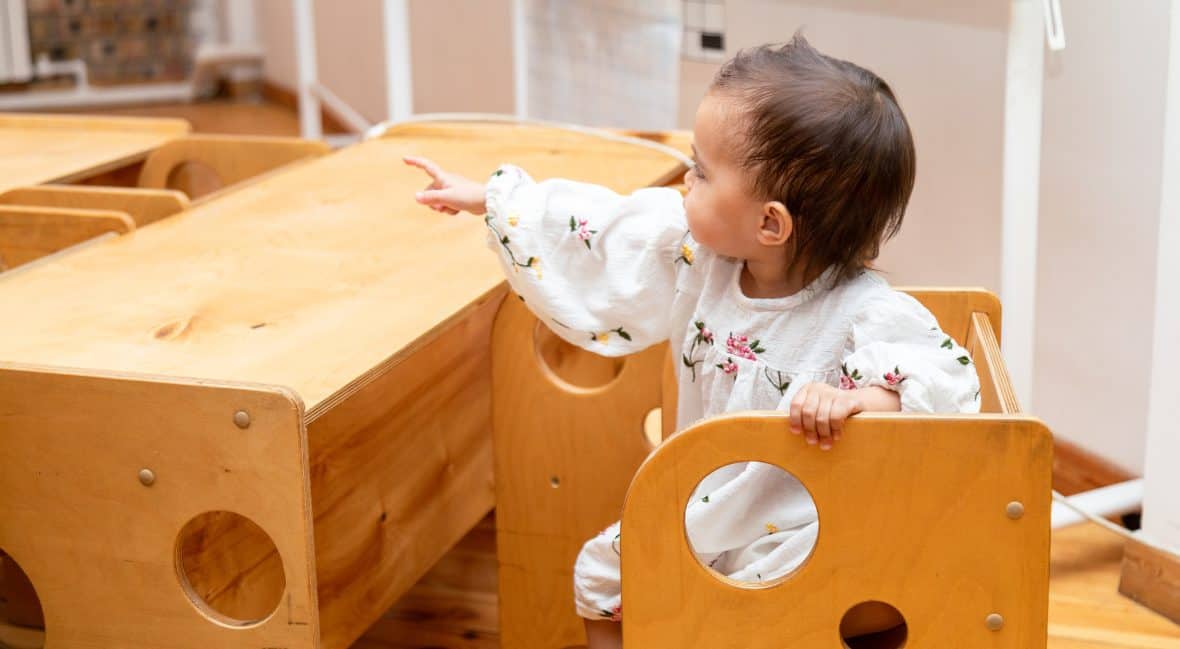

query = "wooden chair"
0;205;134;271
0;185;189;228
492;288;1052;648
137;134;331;201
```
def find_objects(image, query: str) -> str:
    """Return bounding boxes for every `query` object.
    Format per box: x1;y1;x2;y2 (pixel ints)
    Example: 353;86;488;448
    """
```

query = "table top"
0;113;190;194
0;122;686;412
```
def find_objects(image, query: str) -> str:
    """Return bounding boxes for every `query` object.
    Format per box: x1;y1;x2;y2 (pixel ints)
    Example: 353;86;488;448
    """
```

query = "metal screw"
1006;501;1025;520
138;468;156;486
549;476;561;488
986;613;1004;631
233;410;251;429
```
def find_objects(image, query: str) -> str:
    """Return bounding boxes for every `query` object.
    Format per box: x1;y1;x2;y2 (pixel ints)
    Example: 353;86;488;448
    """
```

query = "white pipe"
1141;0;1180;555
310;82;372;133
1000;0;1045;410
383;0;413;123
293;0;322;140
0;55;193;110
512;0;528;119
1051;479;1143;530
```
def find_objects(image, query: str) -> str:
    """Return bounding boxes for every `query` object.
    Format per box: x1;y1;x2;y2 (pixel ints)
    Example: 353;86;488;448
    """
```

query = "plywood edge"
0;113;191;135
0;360;308;414
1119;535;1180;624
306;282;510;420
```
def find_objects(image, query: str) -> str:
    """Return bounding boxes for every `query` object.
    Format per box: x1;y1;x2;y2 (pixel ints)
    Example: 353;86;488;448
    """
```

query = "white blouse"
484;164;981;617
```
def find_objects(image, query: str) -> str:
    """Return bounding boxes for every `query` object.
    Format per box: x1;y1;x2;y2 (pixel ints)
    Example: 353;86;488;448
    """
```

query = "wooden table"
0;113;189;194
0;122;685;649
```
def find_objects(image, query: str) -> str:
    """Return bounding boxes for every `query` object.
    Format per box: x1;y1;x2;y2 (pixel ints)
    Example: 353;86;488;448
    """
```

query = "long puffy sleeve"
484;164;690;356
840;290;981;413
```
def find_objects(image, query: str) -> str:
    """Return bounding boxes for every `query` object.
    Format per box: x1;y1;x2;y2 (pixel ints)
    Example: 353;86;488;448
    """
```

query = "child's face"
683;92;770;259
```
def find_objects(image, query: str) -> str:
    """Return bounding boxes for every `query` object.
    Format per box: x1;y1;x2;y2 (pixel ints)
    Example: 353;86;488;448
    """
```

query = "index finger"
403;155;445;181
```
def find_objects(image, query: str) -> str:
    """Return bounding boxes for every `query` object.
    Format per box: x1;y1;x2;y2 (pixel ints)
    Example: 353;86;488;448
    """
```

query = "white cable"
364;112;694;167
1051;489;1177;556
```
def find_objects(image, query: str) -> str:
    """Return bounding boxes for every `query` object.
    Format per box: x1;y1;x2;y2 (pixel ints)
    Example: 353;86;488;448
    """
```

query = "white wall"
1034;0;1170;472
253;0;514;120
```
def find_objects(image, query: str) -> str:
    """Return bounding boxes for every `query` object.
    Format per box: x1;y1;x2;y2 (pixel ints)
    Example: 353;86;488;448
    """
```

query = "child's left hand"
788;383;864;450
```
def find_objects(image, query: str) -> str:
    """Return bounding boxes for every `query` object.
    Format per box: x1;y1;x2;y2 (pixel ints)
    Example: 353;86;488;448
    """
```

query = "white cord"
1051;489;1178;556
364;112;695;167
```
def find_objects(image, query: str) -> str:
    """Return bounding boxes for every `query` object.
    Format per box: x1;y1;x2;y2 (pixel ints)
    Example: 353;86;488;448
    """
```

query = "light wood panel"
0;113;189;193
0;363;319;649
0;122;685;414
621;413;1053;648
0;205;133;270
0;185;189;227
137;134;331;200
493;297;666;649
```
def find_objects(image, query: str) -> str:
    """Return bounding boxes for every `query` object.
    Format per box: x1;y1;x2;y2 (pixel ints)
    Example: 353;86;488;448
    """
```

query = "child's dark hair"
711;34;915;282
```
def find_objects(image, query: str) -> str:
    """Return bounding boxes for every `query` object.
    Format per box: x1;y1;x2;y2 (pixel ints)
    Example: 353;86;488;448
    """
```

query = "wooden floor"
347;514;1180;649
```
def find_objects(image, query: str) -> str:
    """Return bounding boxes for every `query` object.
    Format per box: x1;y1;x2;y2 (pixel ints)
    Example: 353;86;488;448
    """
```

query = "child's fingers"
415;188;456;208
403;155;446;182
789;386;808;433
801;391;820;445
816;398;833;450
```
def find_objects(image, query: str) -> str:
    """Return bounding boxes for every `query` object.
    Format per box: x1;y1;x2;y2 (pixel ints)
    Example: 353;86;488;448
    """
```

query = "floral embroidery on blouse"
884;366;906;386
682;320;714;381
485;214;537;274
840;363;862;390
765;523;779;535
569;216;598;250
676;242;694;265
600;606;622;621
765;368;791;395
591;327;632;344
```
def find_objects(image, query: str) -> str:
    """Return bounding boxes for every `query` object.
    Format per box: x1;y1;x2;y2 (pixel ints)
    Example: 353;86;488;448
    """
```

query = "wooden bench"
0;122;687;649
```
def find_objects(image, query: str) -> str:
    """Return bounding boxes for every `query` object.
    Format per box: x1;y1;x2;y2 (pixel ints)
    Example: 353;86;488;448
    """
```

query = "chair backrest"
138;135;330;201
0;185;188;227
0;205;133;271
620;288;1050;648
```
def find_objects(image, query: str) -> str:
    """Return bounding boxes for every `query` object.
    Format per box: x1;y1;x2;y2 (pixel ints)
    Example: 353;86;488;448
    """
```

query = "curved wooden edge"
0;185;189;227
901;286;1002;344
0;113;191;135
138;135;332;198
967;312;1021;414
621;411;1053;649
491;295;665;648
0;205;135;271
0;362;319;648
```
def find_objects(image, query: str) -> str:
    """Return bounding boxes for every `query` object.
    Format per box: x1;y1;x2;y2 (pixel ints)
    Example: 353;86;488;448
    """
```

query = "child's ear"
758;201;793;246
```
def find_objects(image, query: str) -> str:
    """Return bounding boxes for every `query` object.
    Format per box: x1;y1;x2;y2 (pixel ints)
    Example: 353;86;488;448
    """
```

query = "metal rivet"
986;613;1004;631
1006;501;1025;520
138;468;156;486
233;410;251;429
549;476;560;488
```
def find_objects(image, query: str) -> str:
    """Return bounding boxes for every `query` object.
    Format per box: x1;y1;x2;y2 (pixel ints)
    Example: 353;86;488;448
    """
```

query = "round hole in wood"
685;462;818;588
0;549;46;647
533;322;624;390
165;161;224;200
840;601;908;649
175;511;285;627
642;407;663;448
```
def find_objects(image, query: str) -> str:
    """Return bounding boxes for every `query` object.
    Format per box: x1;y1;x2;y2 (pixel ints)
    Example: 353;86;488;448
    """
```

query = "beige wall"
409;0;515;114
253;0;514;121
1034;0;1169;472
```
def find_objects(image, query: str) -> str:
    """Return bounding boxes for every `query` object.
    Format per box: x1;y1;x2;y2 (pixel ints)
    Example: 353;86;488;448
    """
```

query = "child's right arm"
405;157;691;357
